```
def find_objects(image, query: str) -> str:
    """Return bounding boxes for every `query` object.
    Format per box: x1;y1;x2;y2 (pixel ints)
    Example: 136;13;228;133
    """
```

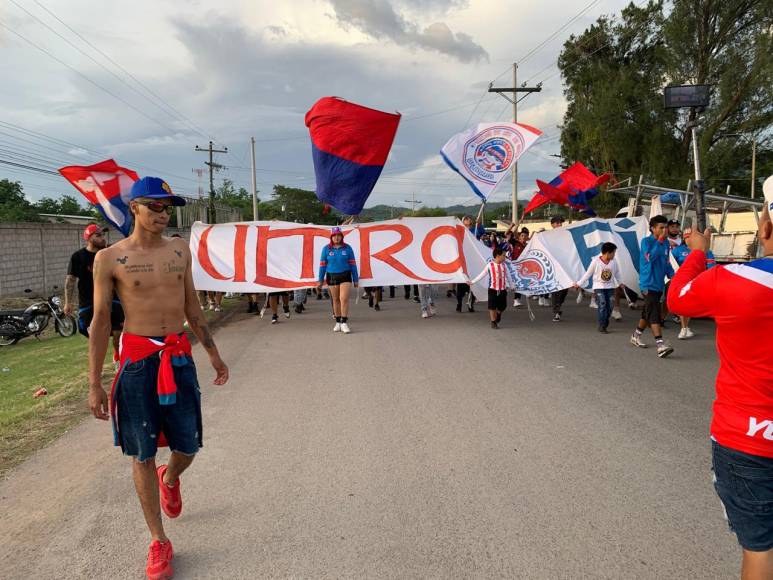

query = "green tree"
267;185;340;224
215;179;256;220
558;0;772;200
0;180;39;222
34;194;94;217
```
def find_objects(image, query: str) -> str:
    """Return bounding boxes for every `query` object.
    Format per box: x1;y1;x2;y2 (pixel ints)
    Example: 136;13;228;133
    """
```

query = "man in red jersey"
668;175;773;580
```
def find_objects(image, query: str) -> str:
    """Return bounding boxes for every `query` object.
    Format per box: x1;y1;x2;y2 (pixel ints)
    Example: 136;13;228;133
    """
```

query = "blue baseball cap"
129;177;186;206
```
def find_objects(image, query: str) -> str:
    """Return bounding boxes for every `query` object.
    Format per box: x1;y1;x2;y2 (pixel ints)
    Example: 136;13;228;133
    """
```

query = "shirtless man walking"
88;176;229;580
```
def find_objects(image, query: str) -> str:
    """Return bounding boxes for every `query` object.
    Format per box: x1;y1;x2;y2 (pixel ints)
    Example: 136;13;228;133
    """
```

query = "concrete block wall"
0;223;190;298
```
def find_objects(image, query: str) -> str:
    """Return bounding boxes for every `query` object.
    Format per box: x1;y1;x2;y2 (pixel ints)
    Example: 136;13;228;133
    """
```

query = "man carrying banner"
88;177;229;580
317;226;359;334
667;176;773;580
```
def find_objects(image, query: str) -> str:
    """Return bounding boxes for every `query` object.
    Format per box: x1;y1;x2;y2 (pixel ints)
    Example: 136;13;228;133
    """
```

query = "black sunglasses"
135;200;174;214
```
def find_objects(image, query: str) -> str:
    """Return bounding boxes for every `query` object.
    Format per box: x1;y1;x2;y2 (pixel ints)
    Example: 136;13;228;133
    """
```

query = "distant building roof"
38;213;96;225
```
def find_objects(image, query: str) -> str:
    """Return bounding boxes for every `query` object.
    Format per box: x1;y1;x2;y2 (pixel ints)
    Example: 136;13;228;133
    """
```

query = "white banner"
190;216;648;296
440;122;542;201
191;217;490;292
505;216;649;296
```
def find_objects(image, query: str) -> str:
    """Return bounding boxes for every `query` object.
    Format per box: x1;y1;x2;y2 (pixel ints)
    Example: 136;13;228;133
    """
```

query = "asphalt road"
0;292;738;579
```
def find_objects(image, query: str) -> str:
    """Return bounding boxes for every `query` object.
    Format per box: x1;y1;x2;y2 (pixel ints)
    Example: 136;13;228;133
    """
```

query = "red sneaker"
146;539;174;580
157;465;182;518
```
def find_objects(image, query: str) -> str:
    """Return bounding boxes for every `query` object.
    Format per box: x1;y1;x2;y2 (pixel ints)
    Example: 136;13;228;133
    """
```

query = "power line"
0;158;60;175
517;0;601;64
524;0;650;86
31;0;216;143
0;18;196;144
10;0;212;142
0;120;200;183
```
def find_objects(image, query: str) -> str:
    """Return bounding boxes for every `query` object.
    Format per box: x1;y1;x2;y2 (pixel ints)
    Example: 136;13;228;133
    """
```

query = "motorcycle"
0;287;77;346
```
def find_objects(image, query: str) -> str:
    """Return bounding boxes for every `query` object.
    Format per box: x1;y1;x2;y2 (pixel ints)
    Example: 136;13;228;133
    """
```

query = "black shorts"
269;291;289;298
78;301;125;338
488;289;507;312
640;291;663;324
326;272;353;286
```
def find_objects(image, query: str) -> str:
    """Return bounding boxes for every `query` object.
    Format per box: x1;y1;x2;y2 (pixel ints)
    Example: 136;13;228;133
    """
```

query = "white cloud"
0;0;615;206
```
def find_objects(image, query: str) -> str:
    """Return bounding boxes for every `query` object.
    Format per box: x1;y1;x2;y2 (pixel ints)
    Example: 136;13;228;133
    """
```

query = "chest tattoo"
124;263;154;274
163;261;185;274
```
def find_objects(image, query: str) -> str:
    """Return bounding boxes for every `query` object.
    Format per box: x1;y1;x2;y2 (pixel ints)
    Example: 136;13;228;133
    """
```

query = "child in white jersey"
574;242;623;333
470;248;514;329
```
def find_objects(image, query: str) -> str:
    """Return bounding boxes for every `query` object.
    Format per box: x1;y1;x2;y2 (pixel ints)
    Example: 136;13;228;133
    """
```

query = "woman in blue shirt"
317;226;359;334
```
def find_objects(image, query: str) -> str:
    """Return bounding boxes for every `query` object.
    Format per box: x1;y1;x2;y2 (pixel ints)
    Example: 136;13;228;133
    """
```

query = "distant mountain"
359;201;515;221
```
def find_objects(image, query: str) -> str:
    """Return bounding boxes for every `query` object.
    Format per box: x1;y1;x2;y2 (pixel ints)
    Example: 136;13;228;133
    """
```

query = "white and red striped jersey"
470;260;513;291
668;251;773;458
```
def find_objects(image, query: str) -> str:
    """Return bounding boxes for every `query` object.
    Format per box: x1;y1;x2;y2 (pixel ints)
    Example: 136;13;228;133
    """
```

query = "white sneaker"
208;302;215;311
340;322;351;334
259;306;266;318
284;309;291;318
513;298;522;307
421;310;429;319
589;297;598;309
611;308;622;321
684;327;695;338
576;291;584;304
333;322;341;332
630;333;648;348
657;341;674;358
362;291;368;298
678;327;695;340
214;306;221;312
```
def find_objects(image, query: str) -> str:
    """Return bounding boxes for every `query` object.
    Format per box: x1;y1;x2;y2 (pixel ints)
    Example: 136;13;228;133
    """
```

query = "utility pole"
194;140;227;224
489;62;542;224
689;120;707;232
403;193;422;215
250;137;259;220
751;138;757;199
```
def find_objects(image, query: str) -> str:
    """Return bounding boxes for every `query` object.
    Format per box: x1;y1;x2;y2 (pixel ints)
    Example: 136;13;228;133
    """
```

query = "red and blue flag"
523;162;610;217
305;97;400;215
59;159;139;236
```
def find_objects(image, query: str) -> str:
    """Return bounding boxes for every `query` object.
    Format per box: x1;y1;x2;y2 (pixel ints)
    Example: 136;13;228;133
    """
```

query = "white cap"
764;175;773;216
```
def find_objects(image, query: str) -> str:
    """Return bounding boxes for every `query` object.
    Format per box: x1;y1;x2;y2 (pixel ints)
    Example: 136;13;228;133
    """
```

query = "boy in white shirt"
574;242;623;333
470;248;514;329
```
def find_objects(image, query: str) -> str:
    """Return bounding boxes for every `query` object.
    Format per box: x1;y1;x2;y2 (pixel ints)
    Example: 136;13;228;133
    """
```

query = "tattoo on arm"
187;315;216;349
64;275;76;305
200;326;215;349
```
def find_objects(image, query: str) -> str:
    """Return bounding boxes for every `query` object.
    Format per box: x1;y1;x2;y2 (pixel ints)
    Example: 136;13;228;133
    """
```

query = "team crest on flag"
440;122;542;201
512;249;560;293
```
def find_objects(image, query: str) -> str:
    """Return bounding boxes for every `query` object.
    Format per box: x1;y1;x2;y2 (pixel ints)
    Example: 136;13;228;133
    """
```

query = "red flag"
523;162;610;217
59;159;139;236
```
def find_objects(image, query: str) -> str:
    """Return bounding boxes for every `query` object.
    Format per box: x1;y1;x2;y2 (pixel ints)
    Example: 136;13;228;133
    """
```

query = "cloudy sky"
0;0;628;212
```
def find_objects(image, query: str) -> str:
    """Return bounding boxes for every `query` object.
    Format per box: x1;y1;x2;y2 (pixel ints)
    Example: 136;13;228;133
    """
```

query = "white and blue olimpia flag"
440;122;542;200
469;216;650;297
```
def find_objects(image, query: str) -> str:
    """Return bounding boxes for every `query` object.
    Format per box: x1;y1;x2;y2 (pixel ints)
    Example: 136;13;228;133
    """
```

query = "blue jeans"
595;289;613;329
114;354;202;462
712;440;773;551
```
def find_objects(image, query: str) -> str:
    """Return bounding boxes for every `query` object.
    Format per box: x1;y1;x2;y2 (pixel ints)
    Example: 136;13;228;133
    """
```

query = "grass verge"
0;296;241;476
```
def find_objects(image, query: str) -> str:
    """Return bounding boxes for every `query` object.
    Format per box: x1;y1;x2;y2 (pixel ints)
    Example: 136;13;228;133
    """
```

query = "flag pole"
475;201;486;225
512;62;518;225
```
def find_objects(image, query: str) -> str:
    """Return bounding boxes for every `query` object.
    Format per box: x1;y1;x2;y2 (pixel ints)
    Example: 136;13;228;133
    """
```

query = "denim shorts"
712;440;773;551
114;353;203;462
